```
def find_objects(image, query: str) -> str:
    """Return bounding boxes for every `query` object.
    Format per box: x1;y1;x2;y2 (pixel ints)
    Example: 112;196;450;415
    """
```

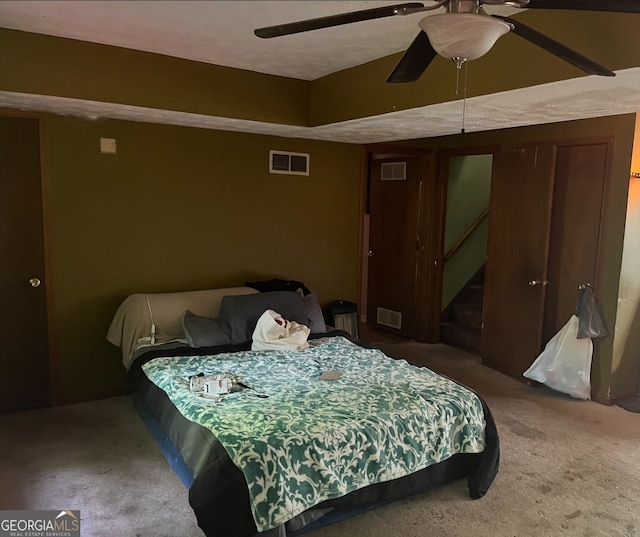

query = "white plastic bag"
523;314;593;400
251;309;310;351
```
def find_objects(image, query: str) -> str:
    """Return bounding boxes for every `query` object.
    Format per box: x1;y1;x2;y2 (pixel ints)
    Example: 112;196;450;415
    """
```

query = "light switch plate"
100;137;117;154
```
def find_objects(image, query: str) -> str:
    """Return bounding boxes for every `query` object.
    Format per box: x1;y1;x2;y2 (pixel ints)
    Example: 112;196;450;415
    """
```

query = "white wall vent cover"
377;307;402;329
380;161;406;181
269;150;310;176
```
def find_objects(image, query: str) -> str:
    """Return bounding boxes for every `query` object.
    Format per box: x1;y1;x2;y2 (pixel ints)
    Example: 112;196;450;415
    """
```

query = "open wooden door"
0;115;50;412
481;146;556;380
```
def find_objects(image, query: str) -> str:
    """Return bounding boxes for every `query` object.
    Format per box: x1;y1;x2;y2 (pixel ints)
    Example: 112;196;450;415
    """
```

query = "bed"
107;285;500;537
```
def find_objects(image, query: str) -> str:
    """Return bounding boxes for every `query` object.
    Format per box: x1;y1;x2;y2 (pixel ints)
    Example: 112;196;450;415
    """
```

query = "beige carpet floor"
1;340;639;537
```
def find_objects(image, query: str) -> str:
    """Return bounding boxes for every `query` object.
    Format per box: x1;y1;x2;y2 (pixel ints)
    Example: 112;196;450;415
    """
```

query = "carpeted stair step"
452;302;483;331
466;285;485;308
440;321;481;354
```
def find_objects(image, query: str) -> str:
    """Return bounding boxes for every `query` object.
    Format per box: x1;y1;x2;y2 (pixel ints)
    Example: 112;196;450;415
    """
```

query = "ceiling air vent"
377;307;402;330
269;150;310;176
380;161;407;181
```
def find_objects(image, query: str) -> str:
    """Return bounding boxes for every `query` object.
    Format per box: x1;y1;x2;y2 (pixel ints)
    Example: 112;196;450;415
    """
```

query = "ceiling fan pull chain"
455;63;460;96
452;56;469;133
460;61;469;134
453;56;466;96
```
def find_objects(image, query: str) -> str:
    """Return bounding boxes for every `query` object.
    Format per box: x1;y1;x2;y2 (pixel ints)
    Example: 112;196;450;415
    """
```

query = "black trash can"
326;300;359;338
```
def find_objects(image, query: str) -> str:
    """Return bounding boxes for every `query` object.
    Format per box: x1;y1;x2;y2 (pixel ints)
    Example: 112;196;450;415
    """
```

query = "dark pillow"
303;293;327;334
217;291;309;344
181;310;231;348
245;278;311;296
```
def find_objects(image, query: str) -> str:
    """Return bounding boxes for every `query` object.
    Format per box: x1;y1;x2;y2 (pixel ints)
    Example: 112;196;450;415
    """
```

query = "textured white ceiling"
0;1;638;143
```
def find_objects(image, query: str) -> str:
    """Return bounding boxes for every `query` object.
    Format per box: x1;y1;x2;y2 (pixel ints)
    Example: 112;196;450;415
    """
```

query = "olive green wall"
394;114;636;402
45;116;361;404
42;113;635;405
0;28;310;126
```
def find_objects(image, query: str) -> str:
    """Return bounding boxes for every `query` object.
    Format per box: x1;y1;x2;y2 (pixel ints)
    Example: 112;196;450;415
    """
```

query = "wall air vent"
377;307;402;330
380;161;407;181
269;150;310;176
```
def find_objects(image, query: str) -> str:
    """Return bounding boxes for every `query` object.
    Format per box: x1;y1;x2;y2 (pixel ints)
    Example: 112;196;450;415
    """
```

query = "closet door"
481;146;556;380
0;115;50;412
367;156;423;338
541;140;610;345
481;140;611;383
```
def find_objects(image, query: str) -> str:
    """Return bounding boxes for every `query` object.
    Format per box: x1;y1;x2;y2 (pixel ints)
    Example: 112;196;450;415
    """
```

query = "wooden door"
367;156;423;338
542;140;610;344
0;115;50;412
481;146;556;380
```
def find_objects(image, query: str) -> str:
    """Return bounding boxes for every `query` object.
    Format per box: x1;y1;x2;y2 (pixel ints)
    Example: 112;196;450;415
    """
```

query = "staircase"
440;282;484;355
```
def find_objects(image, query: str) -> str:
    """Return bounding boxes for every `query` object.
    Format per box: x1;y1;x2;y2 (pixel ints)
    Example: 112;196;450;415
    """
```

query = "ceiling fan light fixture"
419;13;511;63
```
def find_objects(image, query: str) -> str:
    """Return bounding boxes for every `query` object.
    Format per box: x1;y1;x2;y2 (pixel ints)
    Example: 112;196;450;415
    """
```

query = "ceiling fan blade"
387;31;437;83
524;0;640;14
255;2;424;38
493;15;615;76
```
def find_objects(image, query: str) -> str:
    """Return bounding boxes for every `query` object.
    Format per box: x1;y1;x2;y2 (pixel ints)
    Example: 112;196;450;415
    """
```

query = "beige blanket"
107;286;258;369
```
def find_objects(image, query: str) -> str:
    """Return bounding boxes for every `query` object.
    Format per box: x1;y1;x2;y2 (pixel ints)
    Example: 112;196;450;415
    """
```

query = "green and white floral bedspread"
142;336;486;532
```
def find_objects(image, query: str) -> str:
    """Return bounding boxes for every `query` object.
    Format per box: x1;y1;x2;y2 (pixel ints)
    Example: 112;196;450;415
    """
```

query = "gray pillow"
181;310;231;348
304;293;327;334
217;291;309;344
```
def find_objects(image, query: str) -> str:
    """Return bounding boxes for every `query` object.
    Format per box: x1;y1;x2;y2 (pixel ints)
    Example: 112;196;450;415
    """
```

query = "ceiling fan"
255;0;640;83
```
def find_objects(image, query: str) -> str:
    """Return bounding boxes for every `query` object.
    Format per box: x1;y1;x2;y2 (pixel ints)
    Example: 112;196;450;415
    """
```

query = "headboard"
107;286;259;369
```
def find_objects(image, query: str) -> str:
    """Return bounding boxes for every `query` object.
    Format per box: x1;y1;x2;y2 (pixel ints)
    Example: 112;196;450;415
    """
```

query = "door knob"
528;279;548;287
368;250;374;257
29;278;41;288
